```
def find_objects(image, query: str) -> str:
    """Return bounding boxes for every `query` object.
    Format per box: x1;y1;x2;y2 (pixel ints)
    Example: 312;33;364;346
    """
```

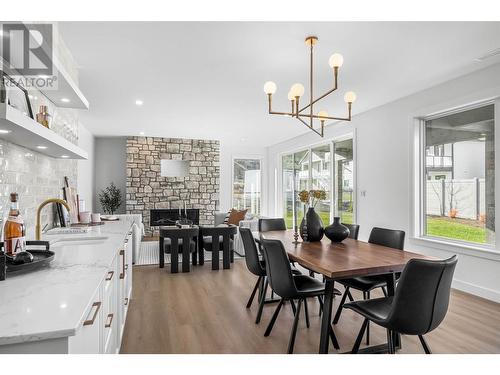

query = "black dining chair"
343;223;360;240
159;227;199;273
260;238;340;354
333;226;405;345
199;225;238;270
345;255;458;354
240;228;302;324
259;218;287;232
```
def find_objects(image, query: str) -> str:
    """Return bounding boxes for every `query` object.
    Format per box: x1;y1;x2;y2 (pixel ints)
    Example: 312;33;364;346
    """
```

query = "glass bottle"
3;193;26;256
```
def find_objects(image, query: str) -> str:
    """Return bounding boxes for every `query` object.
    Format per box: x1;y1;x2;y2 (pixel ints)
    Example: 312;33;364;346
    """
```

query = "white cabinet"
69;224;134;354
69;288;102;354
102;252;119;354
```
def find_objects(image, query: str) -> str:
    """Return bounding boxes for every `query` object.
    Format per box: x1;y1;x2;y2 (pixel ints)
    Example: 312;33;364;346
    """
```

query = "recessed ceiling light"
61;98;70;103
0;129;11;134
240;138;246;142
135;99;144;106
36;145;48;150
139;131;145;136
61;155;69;158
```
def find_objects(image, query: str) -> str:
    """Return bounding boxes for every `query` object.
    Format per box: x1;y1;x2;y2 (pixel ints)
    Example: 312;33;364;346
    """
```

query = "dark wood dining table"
258;230;435;354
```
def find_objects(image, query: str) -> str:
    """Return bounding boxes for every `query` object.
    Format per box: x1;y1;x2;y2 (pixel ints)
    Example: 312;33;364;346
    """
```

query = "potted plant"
98;182;123;215
298;189;326;242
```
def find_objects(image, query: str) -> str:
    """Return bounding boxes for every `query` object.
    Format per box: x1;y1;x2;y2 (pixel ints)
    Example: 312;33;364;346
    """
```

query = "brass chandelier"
263;36;356;137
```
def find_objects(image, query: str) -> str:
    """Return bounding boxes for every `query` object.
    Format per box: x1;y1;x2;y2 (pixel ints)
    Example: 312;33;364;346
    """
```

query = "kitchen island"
0;215;141;354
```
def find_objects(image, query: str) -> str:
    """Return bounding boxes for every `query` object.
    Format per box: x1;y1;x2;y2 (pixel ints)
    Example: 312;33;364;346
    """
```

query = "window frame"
231;155;264;215
277;132;357;228
413;99;498;254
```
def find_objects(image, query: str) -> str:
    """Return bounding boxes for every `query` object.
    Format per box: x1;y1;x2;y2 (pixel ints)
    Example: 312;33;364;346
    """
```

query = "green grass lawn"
284;210;353;228
426;216;486;244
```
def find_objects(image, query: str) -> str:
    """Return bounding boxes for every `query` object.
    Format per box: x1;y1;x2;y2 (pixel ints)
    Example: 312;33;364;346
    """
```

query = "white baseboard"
452;278;500;303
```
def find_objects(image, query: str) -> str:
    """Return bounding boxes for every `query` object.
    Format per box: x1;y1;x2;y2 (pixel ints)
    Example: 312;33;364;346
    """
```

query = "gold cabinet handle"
119;249;125;279
124;297;129;306
105;270;114;281
105;313;114;328
83;302;102;326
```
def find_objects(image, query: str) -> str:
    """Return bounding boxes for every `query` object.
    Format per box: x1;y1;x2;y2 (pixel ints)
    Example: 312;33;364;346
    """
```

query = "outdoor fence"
426;178;485;220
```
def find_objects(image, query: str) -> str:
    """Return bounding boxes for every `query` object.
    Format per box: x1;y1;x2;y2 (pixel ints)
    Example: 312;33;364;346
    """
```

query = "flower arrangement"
298;189;326;208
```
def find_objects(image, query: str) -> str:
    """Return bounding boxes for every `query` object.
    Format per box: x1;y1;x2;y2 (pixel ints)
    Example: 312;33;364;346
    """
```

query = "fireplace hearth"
150;209;200;227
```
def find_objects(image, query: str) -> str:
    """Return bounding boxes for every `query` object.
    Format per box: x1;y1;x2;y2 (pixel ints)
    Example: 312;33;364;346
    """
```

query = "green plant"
99;182;123;214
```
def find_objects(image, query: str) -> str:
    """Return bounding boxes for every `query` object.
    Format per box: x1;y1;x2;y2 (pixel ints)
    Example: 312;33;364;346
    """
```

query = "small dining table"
258;230;435;354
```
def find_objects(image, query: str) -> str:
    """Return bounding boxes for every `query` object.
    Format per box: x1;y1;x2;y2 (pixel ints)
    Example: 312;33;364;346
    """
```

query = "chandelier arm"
295;116;323;137
298;85;338;114
298;102;352;121
309;42;314;128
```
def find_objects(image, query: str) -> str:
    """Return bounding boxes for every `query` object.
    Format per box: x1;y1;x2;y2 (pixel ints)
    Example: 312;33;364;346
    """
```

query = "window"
232;158;262;215
281;137;355;229
333;138;354;224
421;104;495;247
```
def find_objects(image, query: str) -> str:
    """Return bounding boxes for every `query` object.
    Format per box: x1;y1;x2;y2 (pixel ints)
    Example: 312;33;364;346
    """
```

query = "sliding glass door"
281;136;355;229
282;150;309;228
333;139;354;224
311;144;332;225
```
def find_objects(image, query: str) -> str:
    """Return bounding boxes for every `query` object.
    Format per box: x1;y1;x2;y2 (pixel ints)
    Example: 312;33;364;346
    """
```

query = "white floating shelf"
40;55;89;110
0;103;88;160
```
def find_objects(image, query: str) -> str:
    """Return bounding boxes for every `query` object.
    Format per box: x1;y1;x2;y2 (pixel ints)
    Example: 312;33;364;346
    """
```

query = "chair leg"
264;298;284;337
351;318;369;354
304;298;310;328
332;287;350;324
317;295;324;316
386;329;395;354
246;277;261;309
347;290;354;302
418;335;432;354
329;324;340;350
255;278;268;324
287;299;302;354
290;299;297;315
366;291;370;345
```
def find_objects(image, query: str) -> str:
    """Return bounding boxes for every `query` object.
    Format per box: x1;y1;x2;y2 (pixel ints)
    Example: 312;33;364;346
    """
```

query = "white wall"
219;140;267;214
77;124;95;212
266;62;500;302
94;137;127;214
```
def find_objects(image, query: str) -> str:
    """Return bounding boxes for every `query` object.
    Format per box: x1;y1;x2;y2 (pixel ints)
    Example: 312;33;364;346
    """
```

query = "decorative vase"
300;207;324;242
324;217;350;242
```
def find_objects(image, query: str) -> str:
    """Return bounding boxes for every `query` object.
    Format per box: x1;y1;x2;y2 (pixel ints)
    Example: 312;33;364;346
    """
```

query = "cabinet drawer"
69;288;102;354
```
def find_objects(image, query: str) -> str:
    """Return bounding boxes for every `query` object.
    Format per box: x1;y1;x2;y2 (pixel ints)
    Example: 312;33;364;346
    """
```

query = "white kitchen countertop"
0;217;136;346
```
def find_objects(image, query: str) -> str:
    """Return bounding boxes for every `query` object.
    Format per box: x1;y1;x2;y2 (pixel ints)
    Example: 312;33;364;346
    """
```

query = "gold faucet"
36;198;71;240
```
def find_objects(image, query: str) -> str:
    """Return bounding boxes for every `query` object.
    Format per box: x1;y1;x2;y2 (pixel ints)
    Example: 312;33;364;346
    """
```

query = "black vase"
299;207;324;242
324;217;350;243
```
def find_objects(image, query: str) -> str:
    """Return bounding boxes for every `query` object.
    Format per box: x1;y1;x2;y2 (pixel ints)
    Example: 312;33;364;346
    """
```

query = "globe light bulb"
318;110;329;120
328;53;344;68
287;91;295;101
344;91;357;103
263;81;277;95
290;83;305;98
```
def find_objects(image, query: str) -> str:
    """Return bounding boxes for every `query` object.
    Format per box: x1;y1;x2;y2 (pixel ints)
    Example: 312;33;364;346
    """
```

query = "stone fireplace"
125;136;220;235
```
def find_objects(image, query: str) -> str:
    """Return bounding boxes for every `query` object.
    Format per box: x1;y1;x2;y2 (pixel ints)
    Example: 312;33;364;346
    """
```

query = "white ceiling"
59;22;500;147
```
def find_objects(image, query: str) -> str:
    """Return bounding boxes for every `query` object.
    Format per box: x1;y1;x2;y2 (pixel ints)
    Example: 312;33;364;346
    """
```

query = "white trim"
452;279;500;303
231;154;264;215
410;97;498;255
276;131;356;225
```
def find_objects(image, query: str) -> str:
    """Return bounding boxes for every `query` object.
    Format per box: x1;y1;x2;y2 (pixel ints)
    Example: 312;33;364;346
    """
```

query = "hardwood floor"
120;260;500;354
